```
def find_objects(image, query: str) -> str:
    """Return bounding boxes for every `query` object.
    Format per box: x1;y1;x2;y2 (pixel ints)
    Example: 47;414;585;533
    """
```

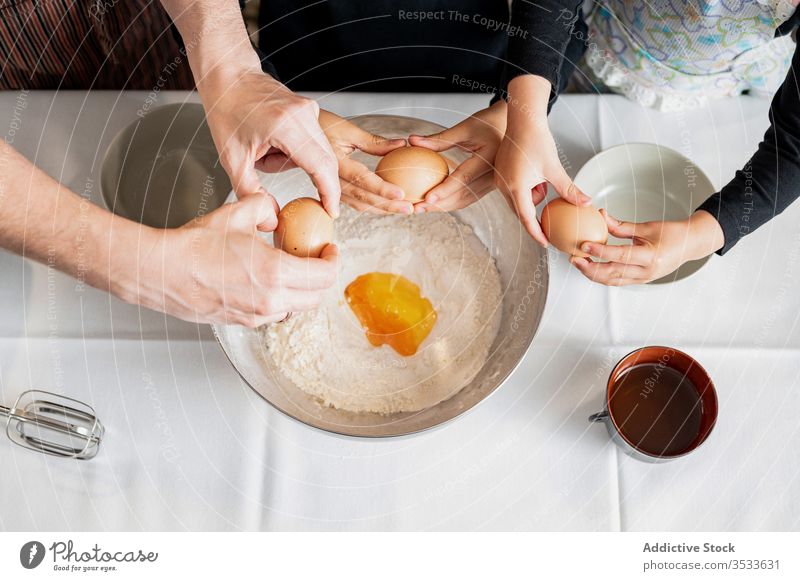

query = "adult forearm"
162;1;340;210
159;0;261;85
0;141;149;302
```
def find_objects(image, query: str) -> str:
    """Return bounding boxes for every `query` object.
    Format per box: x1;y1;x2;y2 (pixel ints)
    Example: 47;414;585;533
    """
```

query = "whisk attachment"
0;390;104;460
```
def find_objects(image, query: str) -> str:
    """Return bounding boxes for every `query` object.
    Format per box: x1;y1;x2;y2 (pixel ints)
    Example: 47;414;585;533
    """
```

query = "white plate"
574;143;716;284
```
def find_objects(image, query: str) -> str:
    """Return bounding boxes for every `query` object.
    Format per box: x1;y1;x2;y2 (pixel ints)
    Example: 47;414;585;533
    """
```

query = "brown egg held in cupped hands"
274;197;334;258
375;146;449;202
541;198;608;258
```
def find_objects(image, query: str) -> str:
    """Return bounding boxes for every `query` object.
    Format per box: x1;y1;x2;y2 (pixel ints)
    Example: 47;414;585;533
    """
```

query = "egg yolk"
345;272;437;357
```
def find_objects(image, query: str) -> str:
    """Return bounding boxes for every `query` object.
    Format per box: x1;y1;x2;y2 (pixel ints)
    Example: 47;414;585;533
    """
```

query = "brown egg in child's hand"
375;146;449;202
541;198;608;258
274;197;334;258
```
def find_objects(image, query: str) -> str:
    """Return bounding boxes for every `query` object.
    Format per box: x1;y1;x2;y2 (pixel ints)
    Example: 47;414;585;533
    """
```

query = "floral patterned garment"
579;0;798;111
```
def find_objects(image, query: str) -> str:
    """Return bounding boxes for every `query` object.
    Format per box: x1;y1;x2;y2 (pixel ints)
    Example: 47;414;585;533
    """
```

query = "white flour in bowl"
262;206;502;415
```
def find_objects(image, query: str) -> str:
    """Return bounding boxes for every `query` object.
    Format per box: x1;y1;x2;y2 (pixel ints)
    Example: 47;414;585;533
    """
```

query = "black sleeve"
697;40;800;255
496;0;585;108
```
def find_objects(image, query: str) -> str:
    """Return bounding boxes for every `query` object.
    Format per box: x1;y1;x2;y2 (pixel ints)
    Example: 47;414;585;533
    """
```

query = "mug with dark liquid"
589;346;718;462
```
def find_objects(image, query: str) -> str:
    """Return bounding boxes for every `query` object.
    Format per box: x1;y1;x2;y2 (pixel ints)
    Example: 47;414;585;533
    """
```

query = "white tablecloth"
1;91;798;531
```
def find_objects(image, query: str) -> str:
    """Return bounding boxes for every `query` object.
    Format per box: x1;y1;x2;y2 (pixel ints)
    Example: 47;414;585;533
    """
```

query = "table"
1;91;798;531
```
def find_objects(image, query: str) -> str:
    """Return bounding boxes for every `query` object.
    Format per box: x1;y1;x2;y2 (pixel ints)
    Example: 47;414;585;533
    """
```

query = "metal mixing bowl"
100;103;230;228
212;115;548;437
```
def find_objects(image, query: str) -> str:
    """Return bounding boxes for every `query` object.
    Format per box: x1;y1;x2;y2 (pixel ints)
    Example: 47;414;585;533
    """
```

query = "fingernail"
389;189;404;200
581;243;591;253
402;204;414;214
426;194;438;203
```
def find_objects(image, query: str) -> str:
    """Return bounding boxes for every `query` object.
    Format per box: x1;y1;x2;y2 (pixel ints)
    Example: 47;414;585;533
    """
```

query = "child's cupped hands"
407;99;507;213
318;110;410;214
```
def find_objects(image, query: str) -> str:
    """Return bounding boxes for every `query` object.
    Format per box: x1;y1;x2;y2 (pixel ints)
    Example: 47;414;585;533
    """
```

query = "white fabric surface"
0;91;798;531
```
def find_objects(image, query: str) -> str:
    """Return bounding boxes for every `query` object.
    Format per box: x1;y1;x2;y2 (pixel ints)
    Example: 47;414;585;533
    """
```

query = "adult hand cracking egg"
168;192;338;327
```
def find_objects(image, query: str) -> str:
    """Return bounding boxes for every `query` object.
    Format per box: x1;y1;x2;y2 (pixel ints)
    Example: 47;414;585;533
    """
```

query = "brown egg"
375;146;449;202
274;197;334;258
541;199;608;258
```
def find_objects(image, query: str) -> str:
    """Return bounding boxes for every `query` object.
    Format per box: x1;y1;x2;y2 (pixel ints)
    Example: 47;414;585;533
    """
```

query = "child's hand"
493;75;592;247
407;100;507;212
570;210;725;286
318;110;409;214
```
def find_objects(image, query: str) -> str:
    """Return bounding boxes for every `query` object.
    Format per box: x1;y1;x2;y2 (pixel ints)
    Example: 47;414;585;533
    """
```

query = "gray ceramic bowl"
212;114;549;438
100;103;230;228
573;143;716;284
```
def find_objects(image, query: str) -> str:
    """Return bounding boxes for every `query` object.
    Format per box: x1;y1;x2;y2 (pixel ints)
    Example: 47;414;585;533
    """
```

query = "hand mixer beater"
0;390;104;459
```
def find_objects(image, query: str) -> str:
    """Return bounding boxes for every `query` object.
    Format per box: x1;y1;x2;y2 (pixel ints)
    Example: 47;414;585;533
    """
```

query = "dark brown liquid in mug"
609;363;703;457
